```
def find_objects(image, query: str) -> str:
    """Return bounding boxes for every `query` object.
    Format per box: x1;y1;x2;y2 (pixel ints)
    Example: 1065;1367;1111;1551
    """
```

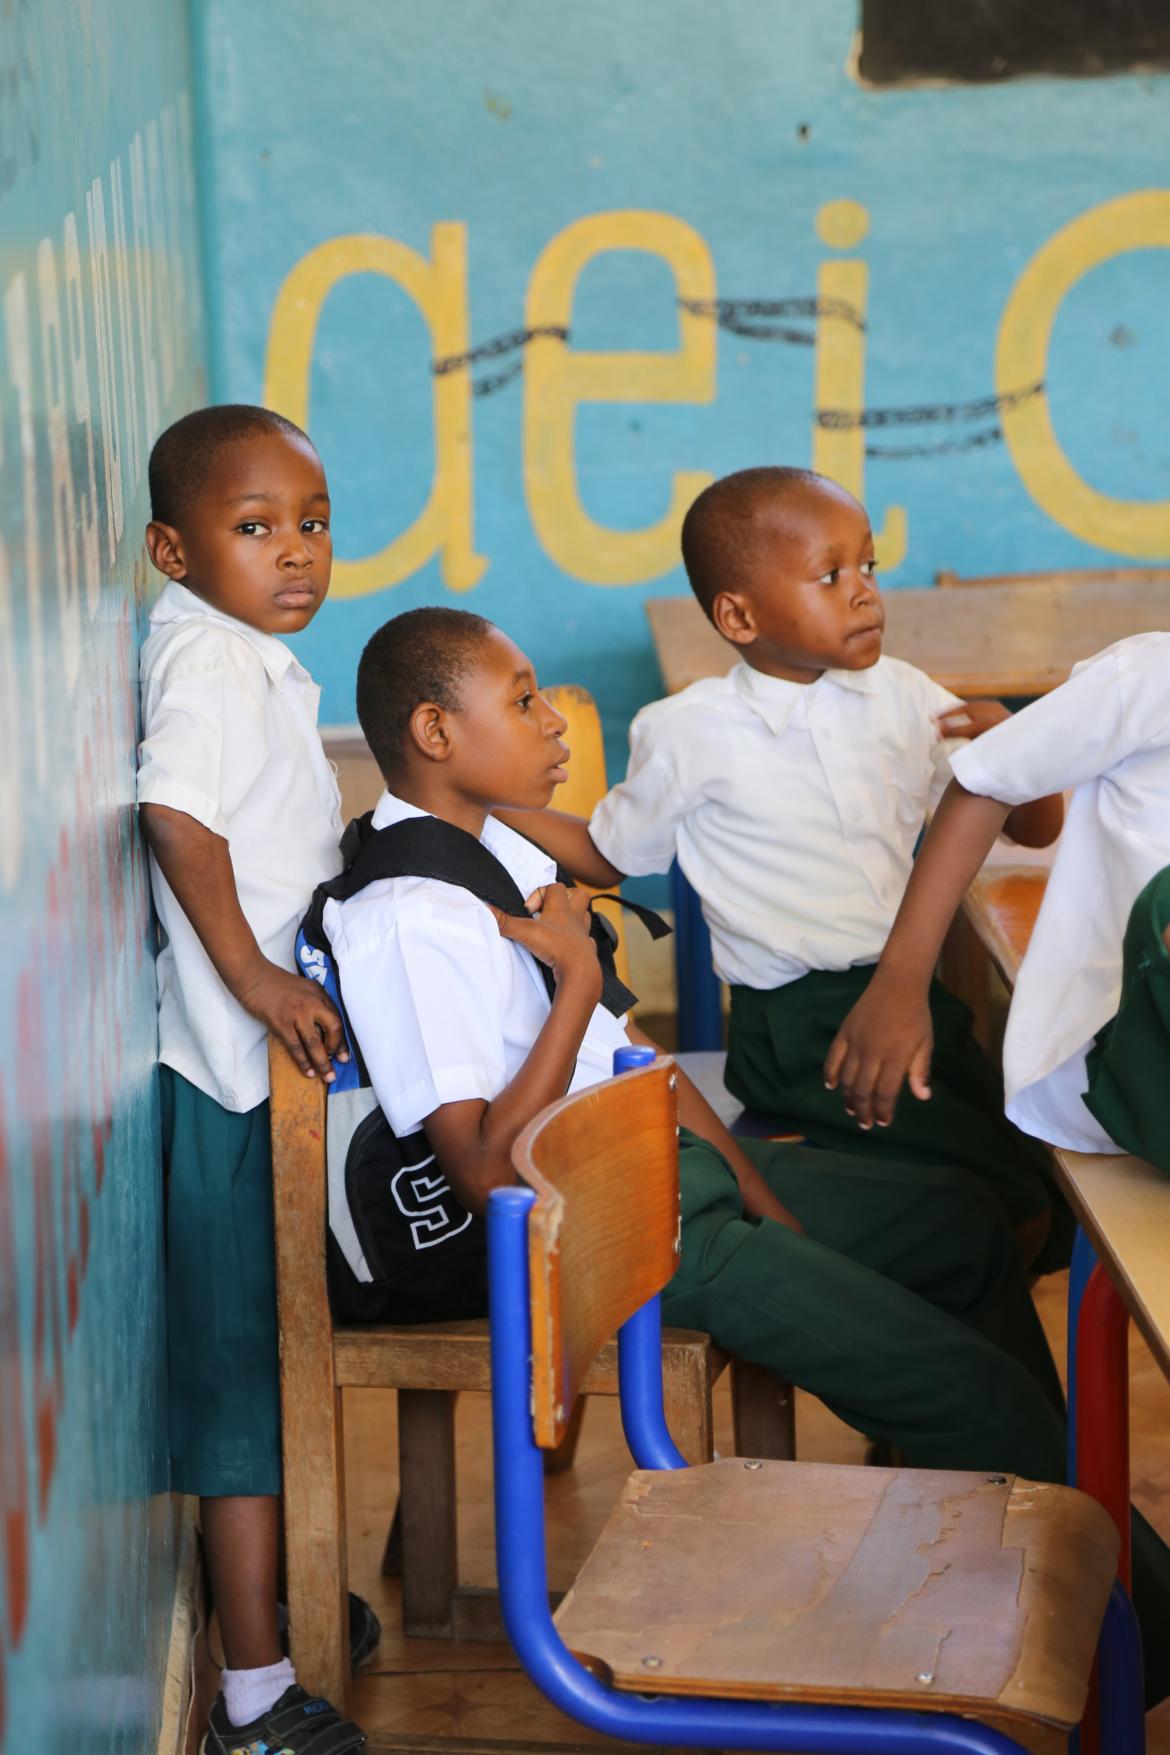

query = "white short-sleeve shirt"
322;791;632;1139
588;656;962;989
950;632;1170;1153
137;581;343;1111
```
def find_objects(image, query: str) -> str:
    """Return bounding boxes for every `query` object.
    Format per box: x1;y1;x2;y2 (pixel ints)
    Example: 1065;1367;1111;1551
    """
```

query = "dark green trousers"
727;968;1074;1273
1086;865;1170;1172
666;1133;1170;1704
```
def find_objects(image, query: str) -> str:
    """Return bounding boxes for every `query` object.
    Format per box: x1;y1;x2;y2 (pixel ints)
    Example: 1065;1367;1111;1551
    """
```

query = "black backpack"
295;812;668;1323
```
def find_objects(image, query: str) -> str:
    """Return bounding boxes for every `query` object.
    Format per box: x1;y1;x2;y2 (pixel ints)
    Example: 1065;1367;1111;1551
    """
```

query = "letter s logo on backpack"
391;1156;474;1251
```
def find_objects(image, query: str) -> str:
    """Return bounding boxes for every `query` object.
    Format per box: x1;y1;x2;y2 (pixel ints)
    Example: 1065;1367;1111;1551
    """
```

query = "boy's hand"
935;699;1011;741
236;961;348;1081
489;883;602;997
823;972;934;1130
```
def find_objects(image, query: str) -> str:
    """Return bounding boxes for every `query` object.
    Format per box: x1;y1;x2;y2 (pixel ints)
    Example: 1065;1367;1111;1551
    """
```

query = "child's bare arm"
492;806;625;888
823;780;1013;1129
140;802;347;1081
423;883;604;1214
935;701;1063;848
624;1023;802;1232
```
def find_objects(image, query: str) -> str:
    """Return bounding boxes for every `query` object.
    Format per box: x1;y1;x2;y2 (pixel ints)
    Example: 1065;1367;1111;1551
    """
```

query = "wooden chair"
936;565;1170;591
488;1058;1142;1755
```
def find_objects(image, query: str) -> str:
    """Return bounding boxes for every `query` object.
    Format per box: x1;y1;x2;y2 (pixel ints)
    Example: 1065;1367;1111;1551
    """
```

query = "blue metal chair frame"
671;860;723;1051
487;1184;1144;1753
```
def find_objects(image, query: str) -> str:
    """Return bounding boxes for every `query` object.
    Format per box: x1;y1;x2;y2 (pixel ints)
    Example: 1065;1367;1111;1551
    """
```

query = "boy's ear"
408;702;453;765
145;521;188;580
711;589;758;647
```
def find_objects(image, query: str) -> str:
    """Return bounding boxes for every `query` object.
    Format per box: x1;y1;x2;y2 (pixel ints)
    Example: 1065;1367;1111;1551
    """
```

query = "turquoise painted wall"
0;0;206;1748
193;0;1170;793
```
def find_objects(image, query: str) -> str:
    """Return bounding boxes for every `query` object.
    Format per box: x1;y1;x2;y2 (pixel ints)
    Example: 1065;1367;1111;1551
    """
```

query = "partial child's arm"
823;779;1013;1129
141;802;347;1081
492;806;625;888
935;701;1063;848
625;1023;802;1231
423;883;604;1214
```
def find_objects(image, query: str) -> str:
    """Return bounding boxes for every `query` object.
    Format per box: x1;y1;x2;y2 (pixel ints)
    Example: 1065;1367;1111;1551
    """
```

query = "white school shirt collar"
149;580;303;686
369;789;557;900
733;658;880;735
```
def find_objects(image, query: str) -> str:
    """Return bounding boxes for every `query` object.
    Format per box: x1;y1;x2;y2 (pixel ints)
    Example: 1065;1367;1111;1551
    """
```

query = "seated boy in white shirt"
824;632;1170;1161
497;467;1067;1271
326;606;1170;1703
136;406;369;1753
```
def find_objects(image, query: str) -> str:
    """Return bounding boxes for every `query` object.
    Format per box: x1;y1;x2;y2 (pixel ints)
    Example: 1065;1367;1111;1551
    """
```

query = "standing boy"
137;406;368;1752
499;466;1067;1270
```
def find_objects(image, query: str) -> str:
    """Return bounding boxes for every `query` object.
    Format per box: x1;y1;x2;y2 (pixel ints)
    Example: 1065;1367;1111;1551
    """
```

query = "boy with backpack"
137;405;369;1753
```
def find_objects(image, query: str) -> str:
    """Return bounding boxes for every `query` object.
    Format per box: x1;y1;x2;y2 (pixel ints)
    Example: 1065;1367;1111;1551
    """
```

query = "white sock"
221;1656;296;1727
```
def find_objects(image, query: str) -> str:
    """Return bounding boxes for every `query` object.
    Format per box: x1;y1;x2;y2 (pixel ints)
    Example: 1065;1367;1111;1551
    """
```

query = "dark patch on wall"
860;0;1170;85
681;295;865;340
433;325;567;398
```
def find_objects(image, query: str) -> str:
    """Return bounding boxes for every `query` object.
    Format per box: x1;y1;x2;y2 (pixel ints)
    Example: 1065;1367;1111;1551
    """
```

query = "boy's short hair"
148;404;312;526
681;465;827;621
357;606;494;781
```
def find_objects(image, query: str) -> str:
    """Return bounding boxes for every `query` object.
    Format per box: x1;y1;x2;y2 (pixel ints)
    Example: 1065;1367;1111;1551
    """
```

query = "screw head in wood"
641;1655;663;1669
917;1672;935;1685
743;1458;763;1470
986;1474;1008;1485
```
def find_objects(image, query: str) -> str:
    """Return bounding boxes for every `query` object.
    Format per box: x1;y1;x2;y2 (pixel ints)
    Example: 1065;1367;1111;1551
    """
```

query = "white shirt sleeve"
137;631;270;835
917;672;967;811
950;647;1139;807
588;706;688;877
328;888;509;1139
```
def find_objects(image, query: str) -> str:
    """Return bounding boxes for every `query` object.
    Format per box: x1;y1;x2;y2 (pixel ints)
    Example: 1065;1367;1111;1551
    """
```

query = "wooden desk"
646;577;1170;699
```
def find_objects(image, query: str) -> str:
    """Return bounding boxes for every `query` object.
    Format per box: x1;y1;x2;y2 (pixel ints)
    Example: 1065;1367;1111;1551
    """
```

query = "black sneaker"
347;1592;381;1671
202;1683;366;1754
278;1592;381;1673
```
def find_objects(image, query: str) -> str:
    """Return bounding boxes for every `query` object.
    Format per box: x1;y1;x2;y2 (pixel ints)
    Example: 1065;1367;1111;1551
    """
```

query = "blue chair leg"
1096;1579;1146;1753
670;860;722;1052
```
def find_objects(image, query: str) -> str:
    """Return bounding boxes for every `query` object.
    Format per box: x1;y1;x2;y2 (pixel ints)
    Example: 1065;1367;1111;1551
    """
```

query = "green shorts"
161;1067;281;1497
1086;865;1170;1173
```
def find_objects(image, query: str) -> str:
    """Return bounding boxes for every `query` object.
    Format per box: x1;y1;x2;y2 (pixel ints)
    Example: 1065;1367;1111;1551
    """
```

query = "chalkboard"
860;0;1170;85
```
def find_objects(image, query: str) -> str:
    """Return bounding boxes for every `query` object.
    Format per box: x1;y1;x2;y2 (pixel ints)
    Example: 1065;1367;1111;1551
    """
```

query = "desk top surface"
960;871;1170;1378
646;578;1170;699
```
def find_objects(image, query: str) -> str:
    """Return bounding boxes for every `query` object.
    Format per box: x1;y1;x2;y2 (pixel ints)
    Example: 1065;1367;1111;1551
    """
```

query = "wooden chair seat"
555;1457;1118;1744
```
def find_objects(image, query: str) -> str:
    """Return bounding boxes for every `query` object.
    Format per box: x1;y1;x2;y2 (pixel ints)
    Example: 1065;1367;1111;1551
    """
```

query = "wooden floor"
340;1272;1170;1754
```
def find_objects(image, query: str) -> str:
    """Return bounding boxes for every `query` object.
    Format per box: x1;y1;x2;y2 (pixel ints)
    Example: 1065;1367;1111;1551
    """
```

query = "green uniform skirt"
1086;865;1170;1172
161;1066;282;1497
726;966;1073;1273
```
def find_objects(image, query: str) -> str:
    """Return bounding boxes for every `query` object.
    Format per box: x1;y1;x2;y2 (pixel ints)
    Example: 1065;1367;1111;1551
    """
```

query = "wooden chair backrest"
511;1059;680;1448
935;565;1170;591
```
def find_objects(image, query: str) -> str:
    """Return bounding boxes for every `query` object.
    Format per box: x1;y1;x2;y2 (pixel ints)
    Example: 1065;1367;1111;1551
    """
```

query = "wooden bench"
646;576;1170;700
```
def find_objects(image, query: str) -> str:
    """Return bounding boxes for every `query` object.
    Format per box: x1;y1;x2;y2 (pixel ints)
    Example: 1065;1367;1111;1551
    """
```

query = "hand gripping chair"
487;1058;1144;1755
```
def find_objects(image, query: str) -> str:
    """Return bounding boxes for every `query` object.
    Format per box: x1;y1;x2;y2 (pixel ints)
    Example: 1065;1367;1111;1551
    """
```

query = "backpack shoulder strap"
302;813;646;1016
